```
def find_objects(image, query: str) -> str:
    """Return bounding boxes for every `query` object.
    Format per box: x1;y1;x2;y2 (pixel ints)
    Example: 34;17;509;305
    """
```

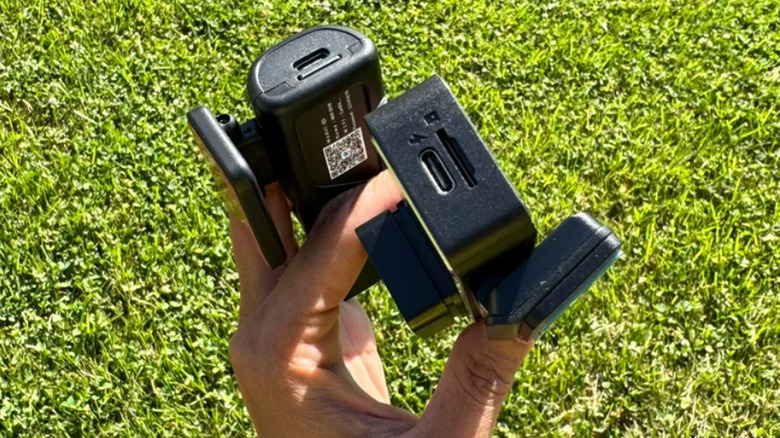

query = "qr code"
323;128;367;179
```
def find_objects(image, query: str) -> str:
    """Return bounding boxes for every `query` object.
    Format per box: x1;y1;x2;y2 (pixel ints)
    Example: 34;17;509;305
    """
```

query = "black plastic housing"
248;25;385;230
364;75;536;291
187;26;384;296
187;106;286;267
358;74;622;339
358;201;464;338
479;213;622;340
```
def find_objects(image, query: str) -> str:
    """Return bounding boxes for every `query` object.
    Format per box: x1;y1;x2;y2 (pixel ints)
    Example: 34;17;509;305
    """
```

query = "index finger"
230;182;299;322
273;170;403;317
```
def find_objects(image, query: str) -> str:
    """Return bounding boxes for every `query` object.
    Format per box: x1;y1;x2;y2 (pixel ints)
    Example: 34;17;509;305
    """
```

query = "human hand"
227;171;534;437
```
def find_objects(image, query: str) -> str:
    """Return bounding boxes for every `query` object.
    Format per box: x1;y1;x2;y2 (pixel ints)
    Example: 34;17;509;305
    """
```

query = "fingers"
339;299;391;403
416;322;533;438
264;182;300;258
229;182;299;321
274;170;403;316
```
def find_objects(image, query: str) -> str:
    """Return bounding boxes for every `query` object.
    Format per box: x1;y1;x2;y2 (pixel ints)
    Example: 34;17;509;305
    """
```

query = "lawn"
1;0;779;436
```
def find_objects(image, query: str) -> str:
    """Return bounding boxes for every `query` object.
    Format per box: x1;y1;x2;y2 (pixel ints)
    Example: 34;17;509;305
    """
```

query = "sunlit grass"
1;0;778;436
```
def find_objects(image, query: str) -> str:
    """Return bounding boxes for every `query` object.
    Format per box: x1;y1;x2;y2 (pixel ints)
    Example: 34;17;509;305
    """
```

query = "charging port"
421;149;454;193
436;129;476;188
294;48;330;71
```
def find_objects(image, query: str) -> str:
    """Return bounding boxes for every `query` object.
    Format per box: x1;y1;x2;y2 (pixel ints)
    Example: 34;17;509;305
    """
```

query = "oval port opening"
420;149;454;193
293;48;330;71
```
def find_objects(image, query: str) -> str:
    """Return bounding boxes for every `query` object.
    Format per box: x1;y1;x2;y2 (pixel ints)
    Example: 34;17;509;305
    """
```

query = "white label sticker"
323;128;367;179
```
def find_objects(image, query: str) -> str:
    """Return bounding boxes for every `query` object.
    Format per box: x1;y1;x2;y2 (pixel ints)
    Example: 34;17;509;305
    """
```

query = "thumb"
417;322;534;438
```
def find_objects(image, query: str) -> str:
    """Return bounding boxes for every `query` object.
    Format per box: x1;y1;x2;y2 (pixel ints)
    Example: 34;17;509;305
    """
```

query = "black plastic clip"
187;107;287;267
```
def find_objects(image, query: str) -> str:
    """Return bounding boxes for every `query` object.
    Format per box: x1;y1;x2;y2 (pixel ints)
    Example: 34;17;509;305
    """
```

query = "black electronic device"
187;27;622;341
187;25;384;295
357;75;622;340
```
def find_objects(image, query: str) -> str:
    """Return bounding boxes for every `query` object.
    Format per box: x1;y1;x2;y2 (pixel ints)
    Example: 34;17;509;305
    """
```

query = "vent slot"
436;128;476;188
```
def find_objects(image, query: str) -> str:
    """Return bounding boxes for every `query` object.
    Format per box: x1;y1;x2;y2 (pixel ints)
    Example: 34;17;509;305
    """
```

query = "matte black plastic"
188;26;384;295
358;74;622;340
187;106;287;267
481;213;622;340
357;202;463;337
233;119;276;187
522;234;621;340
249;25;385;230
364;75;536;290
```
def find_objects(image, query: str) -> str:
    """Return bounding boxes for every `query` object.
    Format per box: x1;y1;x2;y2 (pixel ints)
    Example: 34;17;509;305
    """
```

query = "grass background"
1;0;779;436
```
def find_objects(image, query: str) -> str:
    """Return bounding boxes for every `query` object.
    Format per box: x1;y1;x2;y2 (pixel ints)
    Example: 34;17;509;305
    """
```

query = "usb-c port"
294;48;330;71
421;149;454;193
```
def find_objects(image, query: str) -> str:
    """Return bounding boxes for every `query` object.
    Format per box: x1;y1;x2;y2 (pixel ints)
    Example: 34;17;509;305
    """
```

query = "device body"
187;25;384;294
358;75;622;340
187;29;621;340
363;75;537;291
248;26;384;230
